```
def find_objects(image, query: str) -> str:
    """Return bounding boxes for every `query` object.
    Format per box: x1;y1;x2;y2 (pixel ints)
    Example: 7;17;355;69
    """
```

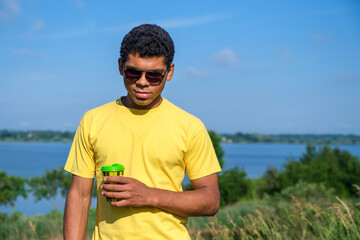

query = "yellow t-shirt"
64;98;221;240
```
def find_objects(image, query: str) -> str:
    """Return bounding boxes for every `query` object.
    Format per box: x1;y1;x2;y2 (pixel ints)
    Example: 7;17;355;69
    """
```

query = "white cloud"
277;47;292;60
312;33;334;43
38;24;95;40
0;0;20;23
212;49;238;67
336;74;357;81
20;121;30;128
185;67;212;78
9;48;48;61
104;12;230;33
30;19;45;33
75;0;85;9
157;12;229;29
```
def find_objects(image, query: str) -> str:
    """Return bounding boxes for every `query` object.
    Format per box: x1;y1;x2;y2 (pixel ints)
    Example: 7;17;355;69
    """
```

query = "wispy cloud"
29;19;45;33
212;49;238;68
336;74;358;81
276;47;292;60
157;12;229;29
20;121;30;128
312;33;334;44
0;0;20;23
37;24;96;40
185;67;212;78
75;0;85;9
103;12;230;33
9;48;48;61
26;12;229;40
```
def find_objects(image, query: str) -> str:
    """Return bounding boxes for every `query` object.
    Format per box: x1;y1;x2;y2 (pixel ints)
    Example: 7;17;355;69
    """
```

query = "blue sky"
0;0;359;134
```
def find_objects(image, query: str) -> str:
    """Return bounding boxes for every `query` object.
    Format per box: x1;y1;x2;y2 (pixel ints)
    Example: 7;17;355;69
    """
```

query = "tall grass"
187;195;360;240
0;208;96;240
0;193;359;239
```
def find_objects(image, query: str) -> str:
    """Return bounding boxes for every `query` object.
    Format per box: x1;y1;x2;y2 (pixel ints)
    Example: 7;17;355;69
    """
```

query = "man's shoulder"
163;99;204;127
164;99;199;119
87;101;117;114
80;100;117;124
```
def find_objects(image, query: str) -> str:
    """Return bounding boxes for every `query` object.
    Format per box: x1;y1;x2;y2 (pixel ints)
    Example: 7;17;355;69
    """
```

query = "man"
64;24;221;240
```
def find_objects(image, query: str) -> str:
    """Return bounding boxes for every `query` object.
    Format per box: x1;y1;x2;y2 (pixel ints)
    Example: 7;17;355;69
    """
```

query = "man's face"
119;53;174;110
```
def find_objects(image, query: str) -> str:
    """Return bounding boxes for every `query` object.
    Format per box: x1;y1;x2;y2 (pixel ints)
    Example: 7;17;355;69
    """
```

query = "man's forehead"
125;53;167;68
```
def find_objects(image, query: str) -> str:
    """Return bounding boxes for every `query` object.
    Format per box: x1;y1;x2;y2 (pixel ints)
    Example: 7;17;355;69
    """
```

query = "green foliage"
255;166;281;198
27;167;97;207
265;181;336;215
218;167;253;206
0;170;27;210
257;144;360;198
208;130;225;169
0;209;95;240
28;167;72;202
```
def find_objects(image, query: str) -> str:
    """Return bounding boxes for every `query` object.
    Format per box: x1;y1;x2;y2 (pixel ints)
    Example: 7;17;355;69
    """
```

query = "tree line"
222;132;360;145
2;129;360;145
0;130;74;142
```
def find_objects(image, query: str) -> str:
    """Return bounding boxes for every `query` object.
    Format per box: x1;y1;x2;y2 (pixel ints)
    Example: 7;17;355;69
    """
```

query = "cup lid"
101;163;125;171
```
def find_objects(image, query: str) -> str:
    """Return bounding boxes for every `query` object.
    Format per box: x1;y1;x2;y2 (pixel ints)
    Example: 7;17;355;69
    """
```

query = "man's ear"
118;58;124;76
166;63;175;82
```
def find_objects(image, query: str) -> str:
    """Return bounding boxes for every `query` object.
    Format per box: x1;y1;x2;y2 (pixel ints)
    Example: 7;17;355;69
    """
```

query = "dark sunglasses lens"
125;69;142;81
145;72;163;84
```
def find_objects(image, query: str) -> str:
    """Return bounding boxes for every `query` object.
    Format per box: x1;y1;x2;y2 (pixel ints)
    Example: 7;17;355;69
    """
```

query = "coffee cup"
101;163;125;202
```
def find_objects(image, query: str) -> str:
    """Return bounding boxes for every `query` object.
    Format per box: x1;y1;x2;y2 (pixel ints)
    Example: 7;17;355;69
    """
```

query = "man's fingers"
103;176;130;183
101;183;124;191
102;190;130;199
111;199;130;207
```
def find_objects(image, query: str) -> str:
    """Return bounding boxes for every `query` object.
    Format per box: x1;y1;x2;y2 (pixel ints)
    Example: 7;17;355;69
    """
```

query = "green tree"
256;166;281;197
28;167;72;209
0;170;27;212
218;167;253;206
208;130;225;169
264;144;360;198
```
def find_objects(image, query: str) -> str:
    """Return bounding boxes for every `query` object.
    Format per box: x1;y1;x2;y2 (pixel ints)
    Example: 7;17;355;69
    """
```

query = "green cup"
101;163;125;202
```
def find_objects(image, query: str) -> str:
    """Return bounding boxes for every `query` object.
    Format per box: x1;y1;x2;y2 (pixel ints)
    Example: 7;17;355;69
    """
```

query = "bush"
264;181;336;217
218;167;253;206
259;144;360;198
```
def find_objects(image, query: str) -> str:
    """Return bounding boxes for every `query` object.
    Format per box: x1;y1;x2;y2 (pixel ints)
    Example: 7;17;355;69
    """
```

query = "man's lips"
135;91;151;98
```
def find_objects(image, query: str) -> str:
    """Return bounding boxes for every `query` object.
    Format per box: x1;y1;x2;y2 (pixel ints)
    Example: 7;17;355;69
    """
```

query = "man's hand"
101;176;154;207
101;173;220;217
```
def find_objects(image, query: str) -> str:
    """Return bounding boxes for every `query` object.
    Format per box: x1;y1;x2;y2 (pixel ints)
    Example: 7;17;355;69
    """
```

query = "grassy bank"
1;196;359;240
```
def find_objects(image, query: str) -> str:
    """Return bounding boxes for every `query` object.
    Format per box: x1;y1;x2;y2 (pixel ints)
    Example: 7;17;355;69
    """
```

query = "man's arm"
64;174;94;239
101;173;220;217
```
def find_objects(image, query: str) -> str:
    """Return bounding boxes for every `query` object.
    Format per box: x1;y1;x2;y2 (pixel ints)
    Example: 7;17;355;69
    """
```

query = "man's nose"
136;72;150;86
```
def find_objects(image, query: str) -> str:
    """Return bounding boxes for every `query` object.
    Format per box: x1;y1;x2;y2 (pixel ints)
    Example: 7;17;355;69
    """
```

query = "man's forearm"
64;192;91;239
148;186;220;217
63;187;92;239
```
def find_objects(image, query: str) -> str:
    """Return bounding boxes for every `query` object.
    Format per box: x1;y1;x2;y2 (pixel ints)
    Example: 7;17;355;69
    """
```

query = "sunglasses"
123;66;169;85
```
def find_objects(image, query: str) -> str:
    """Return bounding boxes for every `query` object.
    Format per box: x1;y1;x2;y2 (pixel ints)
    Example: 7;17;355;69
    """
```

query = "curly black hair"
120;24;175;67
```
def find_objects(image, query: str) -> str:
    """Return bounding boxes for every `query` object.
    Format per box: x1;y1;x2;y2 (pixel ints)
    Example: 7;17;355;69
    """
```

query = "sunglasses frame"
122;62;170;86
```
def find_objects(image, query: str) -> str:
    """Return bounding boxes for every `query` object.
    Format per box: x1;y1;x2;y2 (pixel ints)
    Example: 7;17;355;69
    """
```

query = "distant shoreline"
1;130;359;145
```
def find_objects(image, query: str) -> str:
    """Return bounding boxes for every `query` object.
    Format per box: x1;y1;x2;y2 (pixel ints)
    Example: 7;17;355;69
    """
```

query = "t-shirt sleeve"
184;120;221;180
64;114;96;179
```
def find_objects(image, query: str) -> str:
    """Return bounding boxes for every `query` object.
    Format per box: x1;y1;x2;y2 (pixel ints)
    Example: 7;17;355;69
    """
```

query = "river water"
1;142;359;215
